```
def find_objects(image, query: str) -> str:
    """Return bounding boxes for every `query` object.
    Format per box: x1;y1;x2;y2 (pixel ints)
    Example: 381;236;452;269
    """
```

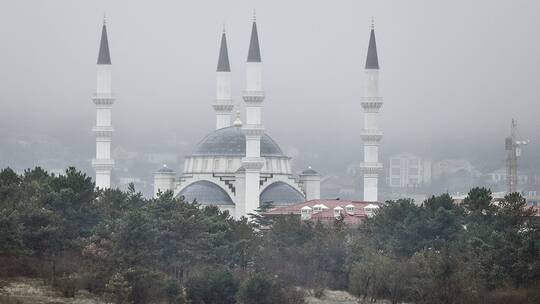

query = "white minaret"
241;16;265;217
360;21;383;202
213;29;234;130
91;19;115;189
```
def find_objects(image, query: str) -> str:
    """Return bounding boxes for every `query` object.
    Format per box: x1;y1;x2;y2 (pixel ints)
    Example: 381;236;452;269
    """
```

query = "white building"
432;159;481;180
151;18;321;218
387;153;431;188
359;22;383;202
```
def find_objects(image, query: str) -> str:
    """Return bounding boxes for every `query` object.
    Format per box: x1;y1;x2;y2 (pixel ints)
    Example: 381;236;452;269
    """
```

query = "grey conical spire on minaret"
247;18;261;62
217;30;231;72
365;23;379;69
97;21;111;65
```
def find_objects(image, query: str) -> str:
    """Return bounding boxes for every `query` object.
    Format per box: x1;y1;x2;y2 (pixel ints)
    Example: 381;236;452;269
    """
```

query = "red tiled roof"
266;199;381;225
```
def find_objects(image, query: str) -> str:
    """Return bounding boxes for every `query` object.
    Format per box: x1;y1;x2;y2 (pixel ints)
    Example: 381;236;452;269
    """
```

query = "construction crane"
505;119;529;193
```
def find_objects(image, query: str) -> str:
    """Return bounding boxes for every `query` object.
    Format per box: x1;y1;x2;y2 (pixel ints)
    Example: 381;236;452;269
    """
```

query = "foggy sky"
1;0;539;173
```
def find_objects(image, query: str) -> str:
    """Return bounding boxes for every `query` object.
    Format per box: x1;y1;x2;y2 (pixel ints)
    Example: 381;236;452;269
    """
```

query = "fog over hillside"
1;0;539;193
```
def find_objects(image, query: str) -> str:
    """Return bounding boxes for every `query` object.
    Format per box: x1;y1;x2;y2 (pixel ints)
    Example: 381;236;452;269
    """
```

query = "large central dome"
192;126;285;157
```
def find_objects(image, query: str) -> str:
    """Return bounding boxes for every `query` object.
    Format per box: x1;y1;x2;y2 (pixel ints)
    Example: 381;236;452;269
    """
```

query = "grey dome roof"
301;167;318;175
260;182;305;206
177;180;234;205
192;126;284;157
157;165;175;173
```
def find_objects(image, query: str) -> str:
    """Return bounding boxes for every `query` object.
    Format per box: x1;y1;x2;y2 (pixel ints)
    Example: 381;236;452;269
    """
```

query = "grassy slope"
1;278;376;304
0;278;107;304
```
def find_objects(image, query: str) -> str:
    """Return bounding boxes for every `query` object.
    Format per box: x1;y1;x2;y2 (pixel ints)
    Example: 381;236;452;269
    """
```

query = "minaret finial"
371;16;374;30
252;9;256;22
103;12;107;26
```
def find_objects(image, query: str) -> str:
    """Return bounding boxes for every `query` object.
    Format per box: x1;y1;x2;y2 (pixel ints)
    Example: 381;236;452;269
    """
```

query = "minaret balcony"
92;126;114;137
212;104;234;112
242;91;265;103
92;94;115;105
242;125;265;136
361;97;383;112
92;159;115;170
360;129;383;142
359;162;383;174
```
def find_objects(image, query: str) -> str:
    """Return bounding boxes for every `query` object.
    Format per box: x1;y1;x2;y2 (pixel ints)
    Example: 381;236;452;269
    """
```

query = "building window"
391;168;400;175
301;208;311;214
214;159;220;171
227;159;233;171
202;159;209;171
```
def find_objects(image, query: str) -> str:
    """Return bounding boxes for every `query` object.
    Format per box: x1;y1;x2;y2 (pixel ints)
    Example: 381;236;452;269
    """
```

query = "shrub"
106;272;131;304
237;273;304;304
284;287;306;304
53;274;81;298
0;296;23;304
122;268;167;304
237;273;273;304
186;267;238;304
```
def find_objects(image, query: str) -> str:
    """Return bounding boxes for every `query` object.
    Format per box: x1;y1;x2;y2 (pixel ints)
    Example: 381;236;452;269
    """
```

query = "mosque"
91;16;383;219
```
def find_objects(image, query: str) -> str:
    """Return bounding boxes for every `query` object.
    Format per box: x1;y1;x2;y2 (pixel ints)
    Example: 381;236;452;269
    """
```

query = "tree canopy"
1;167;539;304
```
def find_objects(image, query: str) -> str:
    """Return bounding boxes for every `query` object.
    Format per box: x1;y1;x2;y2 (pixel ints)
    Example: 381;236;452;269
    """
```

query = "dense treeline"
349;192;540;303
0;167;539;304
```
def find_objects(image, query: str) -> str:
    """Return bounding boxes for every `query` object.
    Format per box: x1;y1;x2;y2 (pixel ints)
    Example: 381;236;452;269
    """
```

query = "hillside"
1;278;369;304
0;278;106;304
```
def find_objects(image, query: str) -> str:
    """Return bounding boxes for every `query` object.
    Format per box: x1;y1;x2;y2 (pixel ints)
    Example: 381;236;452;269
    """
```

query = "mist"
1;0;539;195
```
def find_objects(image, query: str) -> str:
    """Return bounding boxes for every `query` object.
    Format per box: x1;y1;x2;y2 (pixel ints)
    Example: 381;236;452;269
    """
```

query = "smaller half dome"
177;180;234;205
260;182;305;206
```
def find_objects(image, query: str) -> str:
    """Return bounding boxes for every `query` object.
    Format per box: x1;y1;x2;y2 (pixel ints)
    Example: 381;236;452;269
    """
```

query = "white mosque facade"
92;16;381;219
